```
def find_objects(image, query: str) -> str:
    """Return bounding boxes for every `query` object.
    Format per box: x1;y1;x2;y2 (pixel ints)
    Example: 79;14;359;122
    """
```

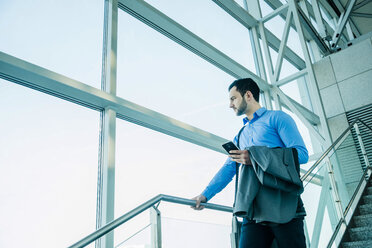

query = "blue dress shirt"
202;107;309;201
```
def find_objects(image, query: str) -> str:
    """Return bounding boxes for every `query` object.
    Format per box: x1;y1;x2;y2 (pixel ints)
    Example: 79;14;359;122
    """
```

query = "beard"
236;98;247;116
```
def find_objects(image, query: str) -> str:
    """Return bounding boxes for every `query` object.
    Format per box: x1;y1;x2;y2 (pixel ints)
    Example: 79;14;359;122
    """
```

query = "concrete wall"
313;38;372;141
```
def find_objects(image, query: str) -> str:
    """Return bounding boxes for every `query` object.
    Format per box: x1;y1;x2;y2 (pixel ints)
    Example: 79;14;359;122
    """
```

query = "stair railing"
300;118;372;248
68;119;372;248
301;119;371;182
325;119;372;248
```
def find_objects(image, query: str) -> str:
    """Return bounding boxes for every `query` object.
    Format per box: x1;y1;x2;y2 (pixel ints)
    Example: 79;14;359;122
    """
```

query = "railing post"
354;123;371;170
230;217;240;248
150;206;162;248
326;157;345;219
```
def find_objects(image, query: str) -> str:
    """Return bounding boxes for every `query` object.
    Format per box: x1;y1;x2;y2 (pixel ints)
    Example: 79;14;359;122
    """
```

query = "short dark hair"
228;78;260;102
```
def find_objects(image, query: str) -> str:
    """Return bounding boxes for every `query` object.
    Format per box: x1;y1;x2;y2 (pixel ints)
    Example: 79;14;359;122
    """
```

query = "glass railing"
115;223;151;248
114;215;231;248
108;203;232;248
160;216;231;248
68;195;233;248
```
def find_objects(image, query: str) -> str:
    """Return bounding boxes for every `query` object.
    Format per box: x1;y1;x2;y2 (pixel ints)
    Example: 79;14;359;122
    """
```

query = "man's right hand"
191;194;207;210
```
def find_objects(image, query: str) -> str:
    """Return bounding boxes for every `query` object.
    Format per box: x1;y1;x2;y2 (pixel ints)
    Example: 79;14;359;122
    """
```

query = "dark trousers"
239;218;306;248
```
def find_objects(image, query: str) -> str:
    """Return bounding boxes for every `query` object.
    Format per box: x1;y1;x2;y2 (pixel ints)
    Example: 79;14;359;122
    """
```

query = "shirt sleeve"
201;135;239;201
275;111;309;164
201;157;237;201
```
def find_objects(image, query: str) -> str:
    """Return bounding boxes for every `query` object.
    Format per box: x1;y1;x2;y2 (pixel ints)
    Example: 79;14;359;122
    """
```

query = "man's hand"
191;194;207;210
229;150;252;165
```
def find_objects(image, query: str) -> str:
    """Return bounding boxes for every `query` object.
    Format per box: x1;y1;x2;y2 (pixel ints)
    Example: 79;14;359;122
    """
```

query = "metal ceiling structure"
0;0;371;247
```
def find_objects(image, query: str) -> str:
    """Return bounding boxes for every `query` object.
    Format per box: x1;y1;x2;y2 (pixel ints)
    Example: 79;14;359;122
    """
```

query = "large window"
0;79;100;248
0;0;335;246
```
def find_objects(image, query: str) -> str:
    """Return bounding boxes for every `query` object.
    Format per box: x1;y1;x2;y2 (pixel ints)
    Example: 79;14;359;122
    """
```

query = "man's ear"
245;91;252;101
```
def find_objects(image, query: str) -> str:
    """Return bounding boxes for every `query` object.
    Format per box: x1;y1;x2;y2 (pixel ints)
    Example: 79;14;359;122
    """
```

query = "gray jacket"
233;146;304;224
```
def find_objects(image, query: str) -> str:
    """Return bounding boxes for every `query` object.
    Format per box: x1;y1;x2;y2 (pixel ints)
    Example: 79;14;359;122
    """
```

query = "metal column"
96;0;118;247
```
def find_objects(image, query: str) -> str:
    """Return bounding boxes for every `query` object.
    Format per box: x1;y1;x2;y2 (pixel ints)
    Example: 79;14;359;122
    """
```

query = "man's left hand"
229;150;252;165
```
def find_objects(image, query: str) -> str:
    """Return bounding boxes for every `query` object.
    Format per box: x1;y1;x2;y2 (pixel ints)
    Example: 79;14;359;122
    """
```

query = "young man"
192;78;308;248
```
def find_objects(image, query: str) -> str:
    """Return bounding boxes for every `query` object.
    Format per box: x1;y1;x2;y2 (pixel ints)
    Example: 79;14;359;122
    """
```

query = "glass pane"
282;108;314;155
114;210;152;248
0;0;104;88
144;0;255;70
318;208;335;248
233;0;246;8
0;80;100;248
162;217;231;248
329;131;365;211
115;119;235;224
302;163;327;241
117;11;248;139
112;203;232;248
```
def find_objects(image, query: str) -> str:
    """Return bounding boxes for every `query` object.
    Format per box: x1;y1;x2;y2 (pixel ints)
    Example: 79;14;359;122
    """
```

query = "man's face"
229;86;247;116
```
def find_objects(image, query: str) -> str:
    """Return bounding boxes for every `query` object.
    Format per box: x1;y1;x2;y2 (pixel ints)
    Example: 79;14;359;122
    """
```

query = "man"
192;78;308;248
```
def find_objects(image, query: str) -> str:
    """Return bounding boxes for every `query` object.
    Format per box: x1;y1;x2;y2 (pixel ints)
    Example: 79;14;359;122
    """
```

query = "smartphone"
222;141;239;154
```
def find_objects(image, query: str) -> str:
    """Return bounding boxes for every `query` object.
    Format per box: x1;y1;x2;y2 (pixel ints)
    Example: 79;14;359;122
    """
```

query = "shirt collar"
243;107;267;125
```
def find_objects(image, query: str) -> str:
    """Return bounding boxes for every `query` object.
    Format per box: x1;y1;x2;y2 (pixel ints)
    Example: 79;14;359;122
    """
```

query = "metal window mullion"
258;22;275;83
273;68;308;87
310;167;329;248
246;0;275;83
272;86;326;145
251;28;269;83
250;28;274;110
289;0;332;148
260;4;289;23
97;108;117;248
96;1;118;248
244;0;273;110
273;9;293;82
273;93;282;110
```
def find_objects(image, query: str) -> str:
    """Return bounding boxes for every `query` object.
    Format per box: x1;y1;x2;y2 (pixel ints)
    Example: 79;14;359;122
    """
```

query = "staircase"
341;178;372;248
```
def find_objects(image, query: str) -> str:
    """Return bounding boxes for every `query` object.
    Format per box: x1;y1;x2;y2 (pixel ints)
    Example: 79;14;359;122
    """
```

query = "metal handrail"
325;119;372;247
68;194;232;248
301;119;358;182
301;118;372;182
